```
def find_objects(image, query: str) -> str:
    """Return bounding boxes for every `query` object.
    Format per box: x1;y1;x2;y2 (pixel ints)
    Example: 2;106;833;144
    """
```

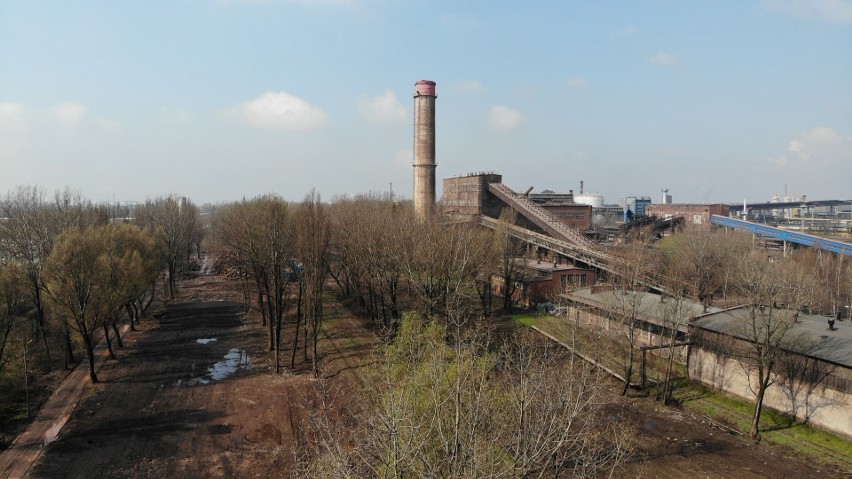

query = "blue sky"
1;0;850;205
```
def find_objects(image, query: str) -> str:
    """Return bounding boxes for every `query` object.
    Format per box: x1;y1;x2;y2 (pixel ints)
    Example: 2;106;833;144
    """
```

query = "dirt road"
0;324;130;479
26;299;285;478
22;273;376;479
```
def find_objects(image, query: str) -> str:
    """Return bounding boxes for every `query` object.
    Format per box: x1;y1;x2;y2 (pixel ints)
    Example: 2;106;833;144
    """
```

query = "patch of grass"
671;370;852;468
510;313;542;327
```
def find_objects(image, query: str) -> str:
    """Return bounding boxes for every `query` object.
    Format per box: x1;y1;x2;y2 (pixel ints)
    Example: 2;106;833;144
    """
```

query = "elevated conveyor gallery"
479;215;669;293
711;215;852;256
486;182;598;249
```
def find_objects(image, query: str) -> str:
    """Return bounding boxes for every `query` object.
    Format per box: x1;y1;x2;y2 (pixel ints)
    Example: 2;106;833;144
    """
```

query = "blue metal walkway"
711;215;852;256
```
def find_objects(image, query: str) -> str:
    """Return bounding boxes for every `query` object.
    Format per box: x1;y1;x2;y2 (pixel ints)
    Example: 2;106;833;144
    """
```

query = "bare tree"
214;195;293;372
494;208;528;312
327;194;408;330
605;238;655;396
295;190;330;377
0;186;108;369
43;224;161;381
796;250;849;318
666;228;737;312
44;226;105;382
0;259;27;373
98;224;161;355
134;196;200;299
403;216;488;322
657;285;691;405
731;252;818;440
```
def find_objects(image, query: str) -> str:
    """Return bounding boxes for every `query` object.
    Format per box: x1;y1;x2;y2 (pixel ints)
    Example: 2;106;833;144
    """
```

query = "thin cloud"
239;91;328;130
763;0;852;24
458;80;483;93
488;106;526;132
358;90;406;123
767;126;849;167
805;126;841;142
566;77;588;89
0;103;27;130
52;102;86;126
650;52;680;67
160;107;196;125
620;25;639;37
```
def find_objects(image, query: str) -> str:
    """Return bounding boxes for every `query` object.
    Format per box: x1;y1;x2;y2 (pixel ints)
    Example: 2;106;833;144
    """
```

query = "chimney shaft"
413;80;437;218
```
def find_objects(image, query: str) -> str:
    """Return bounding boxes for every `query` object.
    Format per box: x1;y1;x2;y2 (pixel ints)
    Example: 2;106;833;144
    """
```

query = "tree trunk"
274;326;281;375
274;297;283;375
622;347;634;396
111;321;124;348
168;261;176;299
103;322;116;359
64;328;76;368
621;364;633;396
312;313;319;378
143;281;156;314
311;288;321;377
33;287;53;369
621;321;637;396
266;295;275;352
662;347;676;405
750;382;767;440
291;281;303;368
303;304;309;362
503;273;512;311
125;303;136;331
83;337;98;383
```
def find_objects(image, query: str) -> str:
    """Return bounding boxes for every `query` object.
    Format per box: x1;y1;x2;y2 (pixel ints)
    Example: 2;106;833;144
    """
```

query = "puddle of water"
178;348;252;387
196;338;217;344
209;348;253;380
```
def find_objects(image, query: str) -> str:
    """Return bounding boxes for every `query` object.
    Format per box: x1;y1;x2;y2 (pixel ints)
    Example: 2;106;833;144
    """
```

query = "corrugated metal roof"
692;307;852;369
562;287;852;369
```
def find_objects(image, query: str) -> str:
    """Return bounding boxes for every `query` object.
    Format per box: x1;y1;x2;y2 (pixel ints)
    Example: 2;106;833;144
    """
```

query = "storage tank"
574;193;604;208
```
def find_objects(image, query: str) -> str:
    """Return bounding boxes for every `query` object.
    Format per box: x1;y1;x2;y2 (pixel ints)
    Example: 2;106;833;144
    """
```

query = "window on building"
561;273;588;291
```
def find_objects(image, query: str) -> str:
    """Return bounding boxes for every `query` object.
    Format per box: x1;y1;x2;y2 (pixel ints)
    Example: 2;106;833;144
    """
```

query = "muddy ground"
28;272;843;478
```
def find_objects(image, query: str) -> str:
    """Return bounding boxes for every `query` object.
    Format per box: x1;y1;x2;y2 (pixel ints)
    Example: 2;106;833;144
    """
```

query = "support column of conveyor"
487;182;598;249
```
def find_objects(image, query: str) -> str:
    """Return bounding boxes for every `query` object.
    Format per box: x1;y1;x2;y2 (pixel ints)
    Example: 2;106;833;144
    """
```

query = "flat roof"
563;287;719;324
562;287;852;369
693;307;852;369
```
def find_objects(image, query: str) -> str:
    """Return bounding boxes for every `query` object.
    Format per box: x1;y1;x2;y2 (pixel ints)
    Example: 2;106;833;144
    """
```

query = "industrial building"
621;196;652;221
560;287;852;439
645;203;730;229
492;258;596;309
690;307;852;439
442;174;593;231
442;173;505;218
